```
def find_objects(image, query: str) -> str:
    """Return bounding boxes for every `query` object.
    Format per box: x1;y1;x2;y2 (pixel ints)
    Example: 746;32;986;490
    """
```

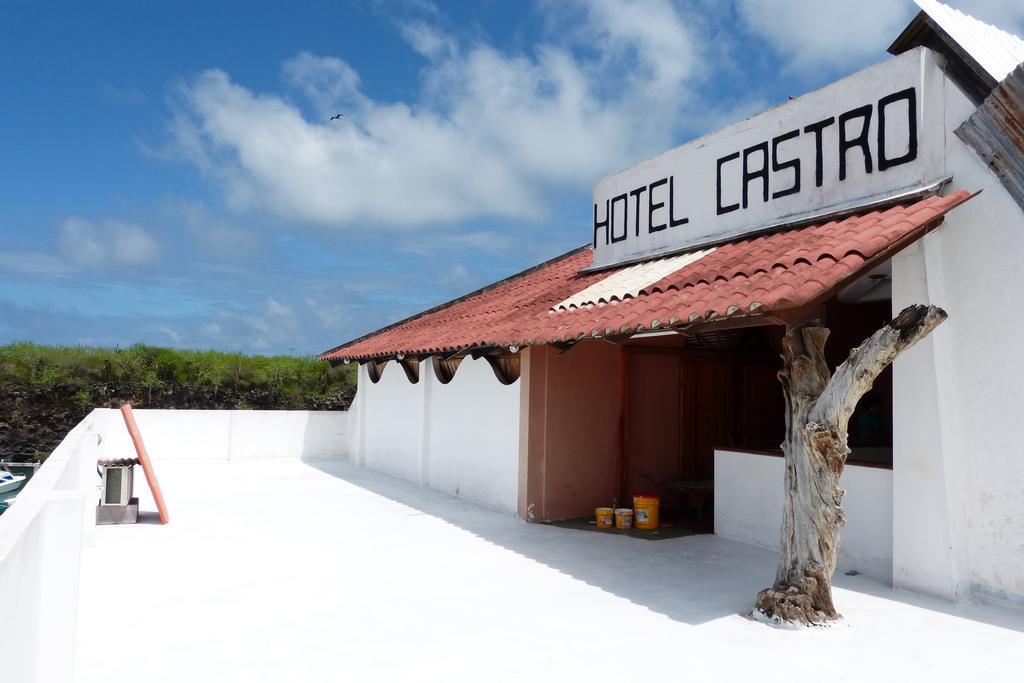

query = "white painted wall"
715;450;894;582
90;409;349;463
0;416;98;683
890;59;1024;607
359;362;425;481
426;357;520;512
351;356;521;514
0;408;348;682
703;52;1024;608
699;52;1024;609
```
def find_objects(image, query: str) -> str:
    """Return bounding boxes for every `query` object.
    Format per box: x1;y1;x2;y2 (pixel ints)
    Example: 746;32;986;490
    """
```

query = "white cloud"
165;0;704;231
264;297;293;320
0;250;75;278
397;230;516;256
399;20;456;59
566;0;698;94
159;325;181;344
440;262;472;289
280;51;368;119
206;296;348;351
174;200;262;258
233;297;302;350
101;82;145;107
735;0;915;73
305;296;350;333
58;218;160;268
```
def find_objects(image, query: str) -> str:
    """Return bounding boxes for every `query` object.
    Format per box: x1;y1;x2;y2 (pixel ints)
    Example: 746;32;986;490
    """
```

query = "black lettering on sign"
742;142;769;209
771;129;801;199
803;117;835;188
593;200;609;248
669;176;689;227
716;152;740;215
610;193;628;243
839;104;873;181
648;178;667;232
630;186;647;237
594;86;926;257
878;87;917;171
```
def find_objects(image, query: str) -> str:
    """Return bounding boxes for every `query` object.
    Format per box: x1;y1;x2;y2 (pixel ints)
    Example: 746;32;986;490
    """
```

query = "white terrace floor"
76;460;1024;682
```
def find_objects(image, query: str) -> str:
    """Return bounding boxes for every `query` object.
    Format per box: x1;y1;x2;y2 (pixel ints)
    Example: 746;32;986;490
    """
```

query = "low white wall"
0;416;99;683
90;409;349;462
353;356;520;514
714;450;894;581
0;407;348;682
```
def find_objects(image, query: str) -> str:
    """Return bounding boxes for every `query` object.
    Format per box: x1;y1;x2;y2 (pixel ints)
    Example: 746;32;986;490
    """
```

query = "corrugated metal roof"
321;191;975;362
889;0;1024;102
552;248;715;311
956;63;1024;211
97;458;139;467
914;0;1024;83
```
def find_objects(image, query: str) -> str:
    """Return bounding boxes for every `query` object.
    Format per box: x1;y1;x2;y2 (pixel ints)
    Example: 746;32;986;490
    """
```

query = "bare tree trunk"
754;304;948;625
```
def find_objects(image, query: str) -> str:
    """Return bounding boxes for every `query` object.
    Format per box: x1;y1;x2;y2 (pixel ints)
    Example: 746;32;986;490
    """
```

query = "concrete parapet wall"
89;408;349;463
714;449;894;582
0;407;347;682
0;417;99;683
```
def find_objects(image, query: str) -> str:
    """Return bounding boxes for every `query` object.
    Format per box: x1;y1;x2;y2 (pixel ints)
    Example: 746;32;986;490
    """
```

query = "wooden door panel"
680;356;734;480
626;353;680;498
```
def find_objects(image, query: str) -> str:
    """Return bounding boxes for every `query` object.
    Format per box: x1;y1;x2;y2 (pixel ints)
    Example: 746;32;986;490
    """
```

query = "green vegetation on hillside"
0;342;355;402
1;343;356;461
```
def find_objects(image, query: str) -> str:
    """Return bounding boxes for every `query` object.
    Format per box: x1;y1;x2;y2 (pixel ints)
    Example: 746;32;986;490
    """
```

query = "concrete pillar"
891;239;966;600
518;346;549;522
419;357;435;487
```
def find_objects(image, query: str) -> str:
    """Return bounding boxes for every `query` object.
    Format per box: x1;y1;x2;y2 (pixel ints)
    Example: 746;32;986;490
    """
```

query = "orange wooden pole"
120;404;169;524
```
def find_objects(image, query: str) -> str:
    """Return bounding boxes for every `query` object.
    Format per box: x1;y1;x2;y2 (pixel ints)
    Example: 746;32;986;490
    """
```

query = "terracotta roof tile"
322;191;974;361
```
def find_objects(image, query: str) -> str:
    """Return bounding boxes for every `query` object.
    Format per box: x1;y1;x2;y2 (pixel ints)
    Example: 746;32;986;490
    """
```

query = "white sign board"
589;47;947;270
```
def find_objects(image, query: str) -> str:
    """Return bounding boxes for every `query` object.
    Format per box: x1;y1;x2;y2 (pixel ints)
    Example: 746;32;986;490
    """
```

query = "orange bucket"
633;494;660;530
614;508;633;529
595;507;614;528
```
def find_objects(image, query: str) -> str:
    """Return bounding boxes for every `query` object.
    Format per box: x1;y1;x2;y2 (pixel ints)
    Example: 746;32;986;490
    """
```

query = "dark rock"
0;382;354;462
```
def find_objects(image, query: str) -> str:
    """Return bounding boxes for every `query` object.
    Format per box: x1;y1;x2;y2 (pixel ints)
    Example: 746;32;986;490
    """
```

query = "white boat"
0;469;27;495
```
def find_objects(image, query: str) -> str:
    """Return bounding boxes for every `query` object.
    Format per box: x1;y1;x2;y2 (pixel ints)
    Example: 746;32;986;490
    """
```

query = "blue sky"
2;0;1021;355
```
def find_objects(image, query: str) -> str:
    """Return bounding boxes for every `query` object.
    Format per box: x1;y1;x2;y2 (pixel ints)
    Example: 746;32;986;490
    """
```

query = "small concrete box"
96;460;140;525
96;497;139;525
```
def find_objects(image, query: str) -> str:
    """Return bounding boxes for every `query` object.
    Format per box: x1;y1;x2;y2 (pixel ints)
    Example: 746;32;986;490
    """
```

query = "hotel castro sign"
589;47;948;270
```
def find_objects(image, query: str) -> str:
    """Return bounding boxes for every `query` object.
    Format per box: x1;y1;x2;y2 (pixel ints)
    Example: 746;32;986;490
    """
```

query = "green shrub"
71;388;93;412
0;342;355;402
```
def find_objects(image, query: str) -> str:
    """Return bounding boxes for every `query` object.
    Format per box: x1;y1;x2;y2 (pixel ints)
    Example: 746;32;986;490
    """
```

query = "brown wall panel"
519;342;623;521
625;353;681;498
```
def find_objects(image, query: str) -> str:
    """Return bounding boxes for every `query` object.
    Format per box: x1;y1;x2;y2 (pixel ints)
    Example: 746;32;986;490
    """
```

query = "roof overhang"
321;190;977;364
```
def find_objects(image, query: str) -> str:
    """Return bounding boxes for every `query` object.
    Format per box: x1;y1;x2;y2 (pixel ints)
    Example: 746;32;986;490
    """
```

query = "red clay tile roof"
322;190;974;362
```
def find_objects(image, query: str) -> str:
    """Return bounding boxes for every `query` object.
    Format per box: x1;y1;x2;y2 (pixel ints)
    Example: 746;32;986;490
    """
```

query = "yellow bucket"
633;494;660;530
595;507;614;528
614;508;633;529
